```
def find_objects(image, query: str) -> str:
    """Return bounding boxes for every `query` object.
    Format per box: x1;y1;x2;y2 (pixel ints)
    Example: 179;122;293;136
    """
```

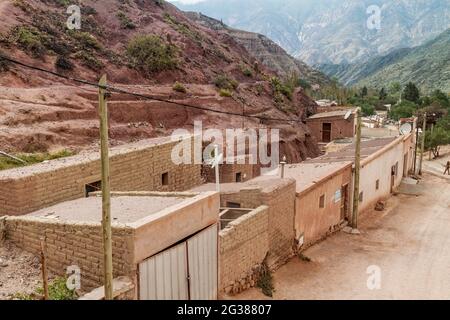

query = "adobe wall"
4;217;135;291
306;115;356;142
0;137;202;216
295;166;352;247
219;206;269;296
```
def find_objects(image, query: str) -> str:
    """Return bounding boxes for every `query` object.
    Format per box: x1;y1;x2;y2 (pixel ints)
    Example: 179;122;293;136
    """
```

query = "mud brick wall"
204;162;260;184
219;206;269;296
0;137;202;216
219;179;296;269
5;217;135;291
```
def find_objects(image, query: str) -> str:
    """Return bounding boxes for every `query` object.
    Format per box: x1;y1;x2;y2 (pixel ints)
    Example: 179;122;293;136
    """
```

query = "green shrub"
361;103;375;116
240;65;253;77
214;74;238;90
74;51;104;70
219;89;232;97
55;56;74;71
11;26;46;58
257;261;274;297
117;11;136;29
36;277;77;300
270;76;293;101
126;35;178;75
70;32;102;51
172;81;187;93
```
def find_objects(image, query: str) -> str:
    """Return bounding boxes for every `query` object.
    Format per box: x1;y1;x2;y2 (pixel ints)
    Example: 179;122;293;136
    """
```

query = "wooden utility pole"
418;112;427;175
351;108;362;230
40;239;49;300
99;74;113;300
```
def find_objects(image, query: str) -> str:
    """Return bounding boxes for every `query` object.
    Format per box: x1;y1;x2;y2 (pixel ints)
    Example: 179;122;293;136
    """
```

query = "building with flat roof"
3;191;220;299
306;109;356;143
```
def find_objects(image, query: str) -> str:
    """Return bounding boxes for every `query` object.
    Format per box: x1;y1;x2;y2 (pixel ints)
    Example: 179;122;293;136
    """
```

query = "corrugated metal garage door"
139;242;189;300
139;224;218;300
187;224;218;300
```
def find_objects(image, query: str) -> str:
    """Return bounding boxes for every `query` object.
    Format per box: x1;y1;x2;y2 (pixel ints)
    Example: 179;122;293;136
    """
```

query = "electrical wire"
0;54;301;123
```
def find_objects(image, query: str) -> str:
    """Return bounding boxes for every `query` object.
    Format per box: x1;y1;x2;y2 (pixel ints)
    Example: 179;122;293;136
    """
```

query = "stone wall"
5;217;135;291
219;206;269;296
0;136;202;216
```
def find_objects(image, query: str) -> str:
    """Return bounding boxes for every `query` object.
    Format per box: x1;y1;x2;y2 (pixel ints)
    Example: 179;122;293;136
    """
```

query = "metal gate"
139;224;218;300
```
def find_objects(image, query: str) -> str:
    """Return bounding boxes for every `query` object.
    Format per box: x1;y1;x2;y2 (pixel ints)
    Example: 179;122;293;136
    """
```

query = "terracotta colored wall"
295;166;352;247
307;115;356;142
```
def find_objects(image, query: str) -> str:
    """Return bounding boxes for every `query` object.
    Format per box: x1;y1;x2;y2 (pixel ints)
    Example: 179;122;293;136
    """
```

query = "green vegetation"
69;31;102;51
425;115;450;158
402;82;420;104
219;89;232;97
270;76;294;101
240;64;253;77
164;13;203;43
0;150;74;171
13;276;77;300
172;81;187;93
74;51;104;70
389;101;418;121
257;261;274;297
10;26;47;58
214;74;238;91
55;55;74;71
126;35;178;75
117;11;136;29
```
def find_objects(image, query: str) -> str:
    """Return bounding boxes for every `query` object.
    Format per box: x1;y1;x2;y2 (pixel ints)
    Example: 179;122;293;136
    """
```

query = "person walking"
444;161;450;175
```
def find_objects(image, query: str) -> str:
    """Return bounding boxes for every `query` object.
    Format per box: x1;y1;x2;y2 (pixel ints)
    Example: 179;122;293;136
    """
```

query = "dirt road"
236;174;450;300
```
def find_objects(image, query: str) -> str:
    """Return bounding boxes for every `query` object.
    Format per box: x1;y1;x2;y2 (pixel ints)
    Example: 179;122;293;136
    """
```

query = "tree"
379;87;387;101
402;82;420;104
425;127;450;158
360;86;368;98
389;82;401;95
430;89;450;108
361;103;375;116
389;100;417;121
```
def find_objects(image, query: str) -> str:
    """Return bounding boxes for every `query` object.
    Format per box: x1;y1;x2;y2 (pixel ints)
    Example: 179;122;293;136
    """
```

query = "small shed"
306;109;356;143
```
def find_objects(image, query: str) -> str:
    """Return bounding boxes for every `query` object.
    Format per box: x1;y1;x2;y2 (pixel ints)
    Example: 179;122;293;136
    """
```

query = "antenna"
344;110;353;120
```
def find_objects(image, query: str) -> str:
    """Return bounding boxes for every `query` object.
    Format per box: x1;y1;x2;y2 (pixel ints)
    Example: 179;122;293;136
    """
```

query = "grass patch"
117;11;136;29
9;26;47;58
0;150;75;171
126;35;178;75
55;55;74;71
172;81;187;93
164;13;203;43
219;89;232;97
214;74;238;91
74;51;104;70
256;260;274;297
13;276;77;300
270;76;294;101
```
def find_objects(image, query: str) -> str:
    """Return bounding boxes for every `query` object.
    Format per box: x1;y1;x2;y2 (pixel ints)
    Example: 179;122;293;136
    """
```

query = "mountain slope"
320;29;450;92
185;12;332;86
172;0;450;65
0;0;320;161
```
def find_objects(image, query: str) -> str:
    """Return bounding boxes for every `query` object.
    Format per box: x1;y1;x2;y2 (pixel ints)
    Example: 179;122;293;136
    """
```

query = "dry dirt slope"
0;0;319;162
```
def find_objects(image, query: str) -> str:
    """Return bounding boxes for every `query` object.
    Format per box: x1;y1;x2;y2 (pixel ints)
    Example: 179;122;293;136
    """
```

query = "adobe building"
283;162;353;248
202;154;261;183
2;191;220;299
306;109;357;143
0;135;202;216
309;134;415;213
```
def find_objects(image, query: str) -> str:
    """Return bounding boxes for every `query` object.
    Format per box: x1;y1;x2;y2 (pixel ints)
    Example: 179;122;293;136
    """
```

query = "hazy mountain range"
171;0;450;65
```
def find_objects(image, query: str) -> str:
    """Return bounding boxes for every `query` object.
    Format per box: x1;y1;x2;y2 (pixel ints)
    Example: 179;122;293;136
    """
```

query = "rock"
375;201;386;211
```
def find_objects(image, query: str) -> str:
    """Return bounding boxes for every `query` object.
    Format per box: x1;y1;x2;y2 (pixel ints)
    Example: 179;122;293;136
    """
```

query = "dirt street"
236;174;450;300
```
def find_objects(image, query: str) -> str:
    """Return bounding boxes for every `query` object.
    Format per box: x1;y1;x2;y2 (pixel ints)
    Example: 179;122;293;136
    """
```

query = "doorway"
322;123;332;142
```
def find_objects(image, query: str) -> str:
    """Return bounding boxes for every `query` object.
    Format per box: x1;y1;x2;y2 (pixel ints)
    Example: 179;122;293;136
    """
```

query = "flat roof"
283;162;352;194
307;109;355;120
190;175;294;194
307;137;397;163
0;135;192;179
26;194;190;224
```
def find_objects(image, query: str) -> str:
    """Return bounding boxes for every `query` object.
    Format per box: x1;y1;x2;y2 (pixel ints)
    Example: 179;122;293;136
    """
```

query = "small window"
359;191;364;203
226;202;241;208
85;181;101;197
376;179;380;190
161;172;169;186
319;194;325;208
235;172;242;182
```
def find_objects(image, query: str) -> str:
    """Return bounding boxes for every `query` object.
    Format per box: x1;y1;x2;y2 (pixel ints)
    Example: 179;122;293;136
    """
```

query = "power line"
0;54;301;123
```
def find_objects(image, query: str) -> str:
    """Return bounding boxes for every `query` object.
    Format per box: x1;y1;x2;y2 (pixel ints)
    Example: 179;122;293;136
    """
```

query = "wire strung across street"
0;54;301;123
